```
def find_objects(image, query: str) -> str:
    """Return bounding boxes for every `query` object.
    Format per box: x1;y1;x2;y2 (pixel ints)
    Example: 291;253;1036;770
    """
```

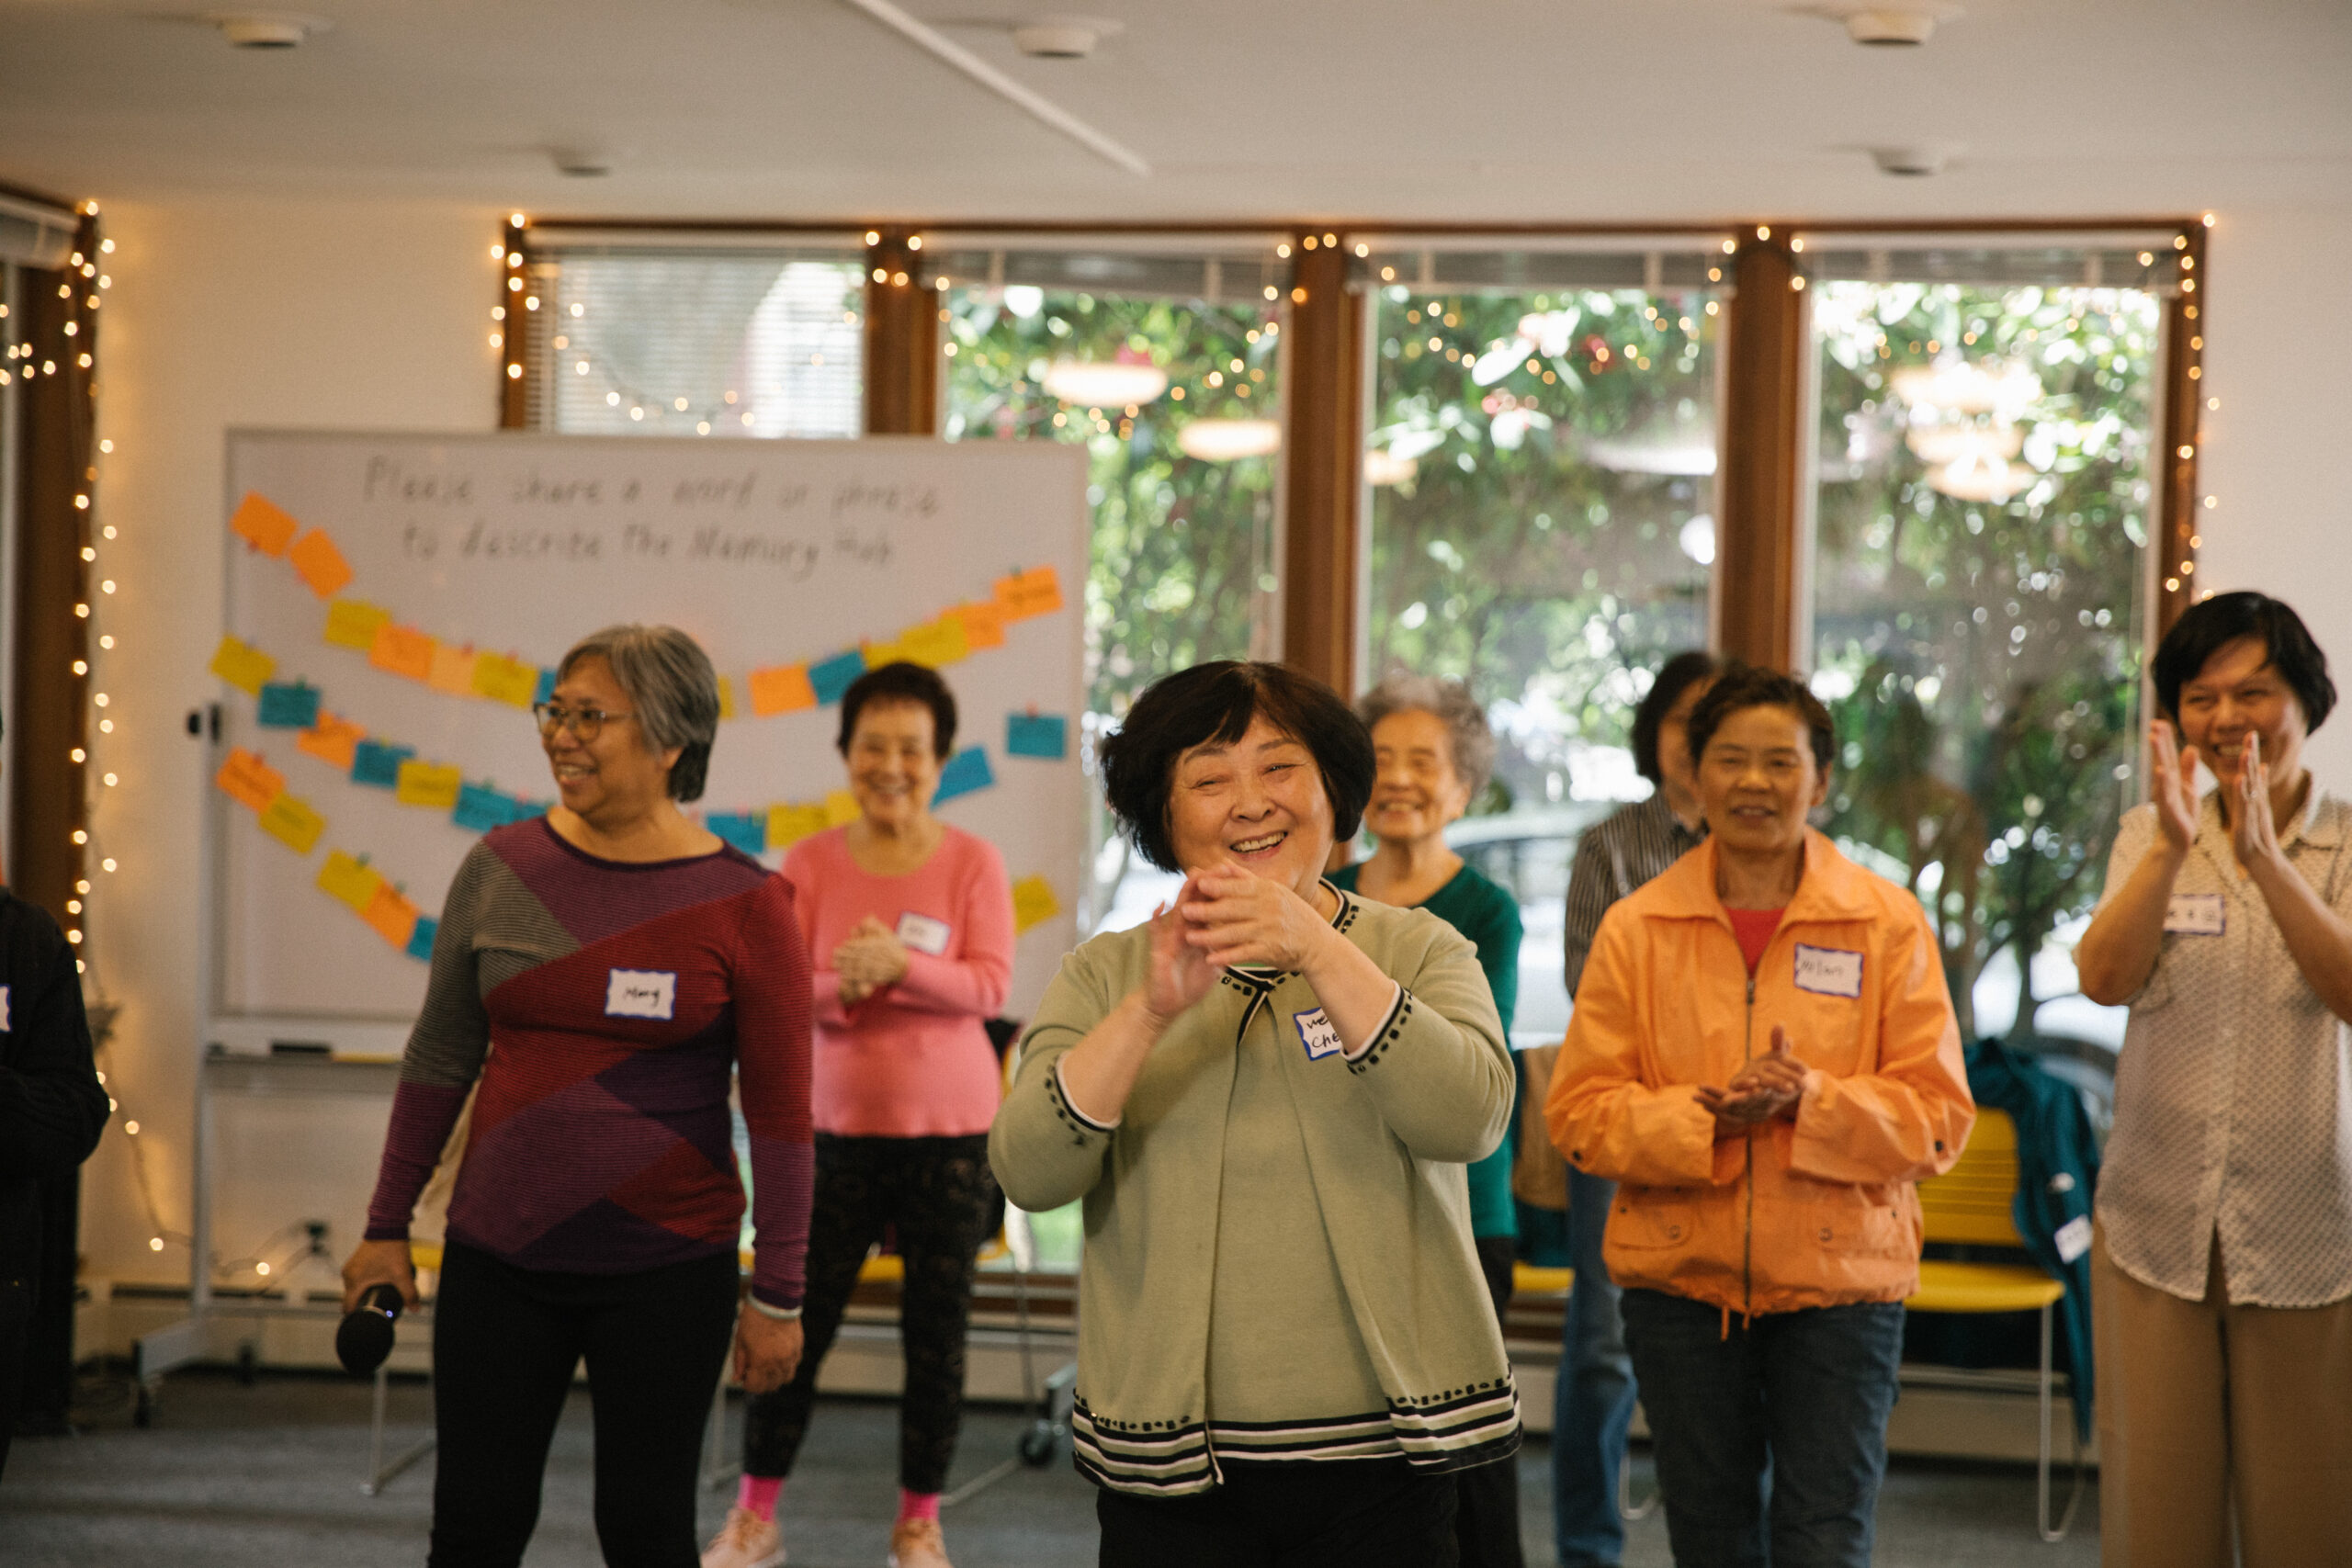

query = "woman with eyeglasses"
342;624;814;1568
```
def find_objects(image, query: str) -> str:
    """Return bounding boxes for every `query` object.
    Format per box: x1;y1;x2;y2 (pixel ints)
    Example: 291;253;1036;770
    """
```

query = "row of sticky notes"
700;747;999;860
321;599;550;710
231;492;356;599
215;748;329;856
316;849;432;958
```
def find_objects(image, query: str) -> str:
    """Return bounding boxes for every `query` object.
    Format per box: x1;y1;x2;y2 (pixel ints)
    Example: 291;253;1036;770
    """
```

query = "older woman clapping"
344;624;812;1567
990;661;1519;1568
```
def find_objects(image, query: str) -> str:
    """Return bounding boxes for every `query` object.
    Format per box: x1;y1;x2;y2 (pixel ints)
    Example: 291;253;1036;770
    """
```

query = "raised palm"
2150;721;2200;852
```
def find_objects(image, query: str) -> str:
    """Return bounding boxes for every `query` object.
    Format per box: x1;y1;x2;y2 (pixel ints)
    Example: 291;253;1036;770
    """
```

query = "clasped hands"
1694;1024;1809;1134
835;916;910;1007
1145;863;1334;1024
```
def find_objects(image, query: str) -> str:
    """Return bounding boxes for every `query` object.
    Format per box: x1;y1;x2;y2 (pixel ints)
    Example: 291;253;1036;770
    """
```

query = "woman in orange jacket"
1546;664;1973;1568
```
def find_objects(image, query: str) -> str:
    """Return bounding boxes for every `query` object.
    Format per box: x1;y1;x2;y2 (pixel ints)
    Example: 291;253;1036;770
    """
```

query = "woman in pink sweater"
705;662;1013;1568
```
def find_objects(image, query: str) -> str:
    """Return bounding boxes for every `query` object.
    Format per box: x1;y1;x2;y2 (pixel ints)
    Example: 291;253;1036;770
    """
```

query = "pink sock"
738;1473;783;1522
897;1488;941;1525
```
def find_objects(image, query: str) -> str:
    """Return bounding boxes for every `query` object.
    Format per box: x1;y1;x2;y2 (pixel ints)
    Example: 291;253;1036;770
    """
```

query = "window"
524;240;865;437
1801;235;2185;1048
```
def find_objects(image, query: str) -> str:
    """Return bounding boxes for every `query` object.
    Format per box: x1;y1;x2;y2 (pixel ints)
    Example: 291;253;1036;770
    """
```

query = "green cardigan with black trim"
989;884;1521;1496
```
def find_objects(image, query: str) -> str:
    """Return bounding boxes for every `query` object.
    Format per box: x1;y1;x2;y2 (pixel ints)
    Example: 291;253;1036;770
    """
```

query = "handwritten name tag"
1295;1008;1344;1061
2054;1215;2093;1265
895;912;951;957
1793;943;1864;998
2165;894;2226;936
605;968;678;1021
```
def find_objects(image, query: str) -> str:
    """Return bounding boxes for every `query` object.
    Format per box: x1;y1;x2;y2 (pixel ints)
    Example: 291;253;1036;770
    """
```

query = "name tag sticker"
2054;1215;2094;1265
1295;1008;1344;1061
605;968;677;1021
895;912;951;956
2165;893;2226;936
1793;943;1864;998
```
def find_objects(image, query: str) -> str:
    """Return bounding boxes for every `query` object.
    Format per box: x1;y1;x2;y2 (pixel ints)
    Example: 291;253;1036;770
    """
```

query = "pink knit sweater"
782;825;1014;1137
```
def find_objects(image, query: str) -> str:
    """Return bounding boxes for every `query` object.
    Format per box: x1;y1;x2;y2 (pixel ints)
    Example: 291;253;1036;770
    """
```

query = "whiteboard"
212;431;1088;1036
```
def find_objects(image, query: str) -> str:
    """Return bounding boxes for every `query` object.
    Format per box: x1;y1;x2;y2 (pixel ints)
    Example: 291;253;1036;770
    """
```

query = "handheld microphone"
336;1283;405;1377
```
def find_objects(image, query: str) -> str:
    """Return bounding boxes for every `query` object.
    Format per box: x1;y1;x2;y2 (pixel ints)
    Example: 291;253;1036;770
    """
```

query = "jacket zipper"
1742;971;1756;1319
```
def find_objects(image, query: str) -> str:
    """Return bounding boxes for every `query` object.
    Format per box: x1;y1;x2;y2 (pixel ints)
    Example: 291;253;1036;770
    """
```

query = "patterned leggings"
741;1133;997;1493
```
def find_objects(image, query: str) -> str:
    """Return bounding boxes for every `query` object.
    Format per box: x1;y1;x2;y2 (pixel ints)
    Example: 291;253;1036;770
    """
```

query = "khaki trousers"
2093;1230;2352;1567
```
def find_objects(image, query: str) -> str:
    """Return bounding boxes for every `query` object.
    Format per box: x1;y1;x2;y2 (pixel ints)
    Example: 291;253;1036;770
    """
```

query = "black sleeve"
0;898;111;1179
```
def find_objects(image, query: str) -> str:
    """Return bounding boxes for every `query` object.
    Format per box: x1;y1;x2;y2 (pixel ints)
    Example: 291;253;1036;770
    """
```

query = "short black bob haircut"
2153;591;2335;735
1632;649;1722;784
1685;662;1837;778
1099;661;1375;874
836;661;958;759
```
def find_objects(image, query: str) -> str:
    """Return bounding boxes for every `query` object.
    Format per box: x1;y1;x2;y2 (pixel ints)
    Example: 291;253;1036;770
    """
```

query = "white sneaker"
888;1517;953;1568
702;1506;784;1568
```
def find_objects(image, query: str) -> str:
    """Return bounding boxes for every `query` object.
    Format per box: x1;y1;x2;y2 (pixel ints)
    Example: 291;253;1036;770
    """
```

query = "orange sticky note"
323;598;393;652
994;566;1064;621
897;614;970;669
823;790;860;828
369;624;436;682
394;759;464;809
286;529;355;599
230;492;300;556
215;747;285;813
427;641;477;697
470;651;538;708
317;850;384;914
209;635;277;696
952;600;1006;650
747;664;818;717
296;711;366;771
766;802;831;851
362;882;421;949
256;791;326;855
1011;874;1062;935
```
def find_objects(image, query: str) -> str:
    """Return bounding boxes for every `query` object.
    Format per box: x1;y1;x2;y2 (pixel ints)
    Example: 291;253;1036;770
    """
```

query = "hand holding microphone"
338;1237;421;1377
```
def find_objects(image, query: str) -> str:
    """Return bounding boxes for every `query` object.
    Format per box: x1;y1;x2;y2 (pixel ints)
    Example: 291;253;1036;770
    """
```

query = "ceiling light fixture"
1012;15;1124;59
1178;419;1281;463
208;11;329;48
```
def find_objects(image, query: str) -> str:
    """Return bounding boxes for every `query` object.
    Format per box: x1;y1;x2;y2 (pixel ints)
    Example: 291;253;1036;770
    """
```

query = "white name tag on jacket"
1793;943;1865;998
895;912;952;956
2165;893;2226;936
1295;1008;1344;1060
605;968;678;1020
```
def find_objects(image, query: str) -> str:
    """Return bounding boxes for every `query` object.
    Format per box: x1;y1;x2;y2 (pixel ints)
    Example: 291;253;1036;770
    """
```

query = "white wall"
81;200;499;1294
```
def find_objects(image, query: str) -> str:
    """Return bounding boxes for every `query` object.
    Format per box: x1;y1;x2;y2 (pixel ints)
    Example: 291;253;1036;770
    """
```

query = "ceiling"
1;0;2346;223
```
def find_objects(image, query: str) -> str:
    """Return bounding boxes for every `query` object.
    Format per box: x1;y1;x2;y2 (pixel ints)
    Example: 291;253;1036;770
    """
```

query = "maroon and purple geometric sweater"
364;818;813;1311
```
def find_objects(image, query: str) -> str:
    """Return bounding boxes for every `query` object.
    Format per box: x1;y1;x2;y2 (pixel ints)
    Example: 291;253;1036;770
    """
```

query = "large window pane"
1805;257;2172;1051
1361;258;1723;1041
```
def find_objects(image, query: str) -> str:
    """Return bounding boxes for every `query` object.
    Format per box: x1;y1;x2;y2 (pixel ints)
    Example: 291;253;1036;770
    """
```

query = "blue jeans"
1553;1167;1637;1568
1619;1289;1905;1568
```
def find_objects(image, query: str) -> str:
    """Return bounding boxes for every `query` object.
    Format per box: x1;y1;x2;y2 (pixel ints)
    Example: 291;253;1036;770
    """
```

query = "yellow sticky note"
823;790;861;827
748;664;818;717
470;651;538;709
718;676;739;721
994;566;1064;621
317;850;384;915
897;614;971;669
394;760;463;809
1012;874;1062;935
362;882;421;949
215;747;285;813
256;791;326;855
369;624;436;682
862;636;910;668
323;599;393;652
426;642;476;697
952;600;1006;650
229;491;300;556
765;802;831;851
296;711;366;771
287;528;355;599
209;635;277;696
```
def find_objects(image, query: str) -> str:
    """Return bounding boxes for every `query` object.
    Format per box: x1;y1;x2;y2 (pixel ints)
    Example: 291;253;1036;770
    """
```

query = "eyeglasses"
532;703;634;742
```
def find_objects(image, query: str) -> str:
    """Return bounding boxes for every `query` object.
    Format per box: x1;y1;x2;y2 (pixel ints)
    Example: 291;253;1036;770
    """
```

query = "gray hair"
1355;674;1497;799
558;625;720;802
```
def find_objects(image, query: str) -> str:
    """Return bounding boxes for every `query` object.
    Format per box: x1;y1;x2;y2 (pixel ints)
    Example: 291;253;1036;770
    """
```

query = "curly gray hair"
1354;674;1497;799
557;624;721;803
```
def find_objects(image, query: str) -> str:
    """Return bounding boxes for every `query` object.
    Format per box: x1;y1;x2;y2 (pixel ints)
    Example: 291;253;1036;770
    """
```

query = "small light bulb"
99;630;114;643
104;773;117;786
510;211;526;228
101;580;115;593
76;880;90;894
73;660;86;674
102;858;117;873
70;749;85;763
150;1236;164;1251
255;1262;272;1277
72;829;87;844
99;438;113;452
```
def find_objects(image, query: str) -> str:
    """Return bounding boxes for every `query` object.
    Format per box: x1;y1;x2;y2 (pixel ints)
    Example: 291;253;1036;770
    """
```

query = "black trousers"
428;1241;739;1568
741;1133;995;1493
1457;1235;1526;1568
0;1269;28;1483
1097;1458;1461;1567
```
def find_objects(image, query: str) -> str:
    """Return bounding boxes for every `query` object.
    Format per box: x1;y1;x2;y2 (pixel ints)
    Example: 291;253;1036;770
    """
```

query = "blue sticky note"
1006;713;1069;760
405;916;438;963
453;782;523;833
707;812;767;857
933;745;994;806
808;649;866;706
532;668;558;705
351;739;416;788
255;682;322;729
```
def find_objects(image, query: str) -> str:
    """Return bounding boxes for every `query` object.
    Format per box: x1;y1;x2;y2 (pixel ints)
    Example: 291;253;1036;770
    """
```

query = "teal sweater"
1329;860;1521;1237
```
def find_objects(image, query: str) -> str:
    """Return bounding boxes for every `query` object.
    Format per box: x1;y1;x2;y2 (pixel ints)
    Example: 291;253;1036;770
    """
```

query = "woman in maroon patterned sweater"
342;624;813;1568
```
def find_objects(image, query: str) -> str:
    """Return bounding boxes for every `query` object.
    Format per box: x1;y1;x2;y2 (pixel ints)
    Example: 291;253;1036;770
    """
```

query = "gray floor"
1;1369;2097;1566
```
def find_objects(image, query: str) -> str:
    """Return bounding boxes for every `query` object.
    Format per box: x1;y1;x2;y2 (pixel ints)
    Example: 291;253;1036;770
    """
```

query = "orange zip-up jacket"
1546;829;1973;1317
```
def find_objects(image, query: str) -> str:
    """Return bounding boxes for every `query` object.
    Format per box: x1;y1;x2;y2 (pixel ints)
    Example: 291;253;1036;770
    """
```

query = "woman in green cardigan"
1330;674;1523;1568
989;660;1520;1567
